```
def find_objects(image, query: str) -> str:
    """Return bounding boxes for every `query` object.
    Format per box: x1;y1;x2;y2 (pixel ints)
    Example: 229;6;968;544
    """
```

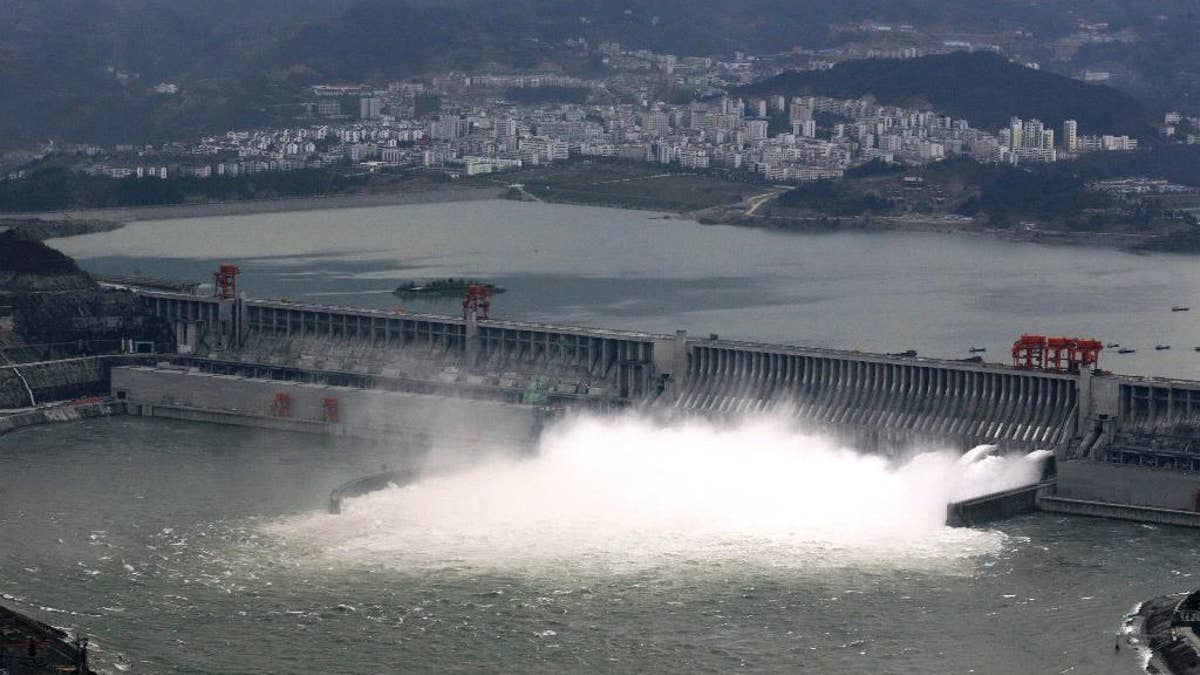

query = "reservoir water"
4;199;1200;672
50;199;1200;379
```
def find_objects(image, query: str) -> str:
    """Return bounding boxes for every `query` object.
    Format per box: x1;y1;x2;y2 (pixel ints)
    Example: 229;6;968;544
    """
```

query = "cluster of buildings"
1088;177;1194;199
5;40;1181;186
982;117;1140;164
1163;111;1200;145
62;92;1147;186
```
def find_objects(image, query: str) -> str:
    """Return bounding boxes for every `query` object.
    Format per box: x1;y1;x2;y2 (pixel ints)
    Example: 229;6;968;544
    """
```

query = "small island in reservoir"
393;278;506;297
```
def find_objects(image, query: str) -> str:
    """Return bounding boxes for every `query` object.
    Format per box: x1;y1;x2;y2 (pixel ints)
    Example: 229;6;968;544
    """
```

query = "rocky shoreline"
696;205;1189;253
4;176;1192;256
1129;593;1200;674
0;399;125;436
0;217;123;240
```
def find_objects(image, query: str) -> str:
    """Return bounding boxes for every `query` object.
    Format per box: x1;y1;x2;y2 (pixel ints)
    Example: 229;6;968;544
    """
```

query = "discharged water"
0;416;1193;673
276;413;1048;570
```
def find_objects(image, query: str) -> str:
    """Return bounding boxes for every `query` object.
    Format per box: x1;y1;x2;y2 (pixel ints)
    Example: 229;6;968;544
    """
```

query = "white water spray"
271;413;1050;569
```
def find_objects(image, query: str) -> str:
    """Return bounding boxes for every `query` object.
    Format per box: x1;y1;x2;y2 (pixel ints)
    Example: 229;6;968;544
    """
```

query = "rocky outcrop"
0;217;122;241
0;232;172;406
1135;594;1200;674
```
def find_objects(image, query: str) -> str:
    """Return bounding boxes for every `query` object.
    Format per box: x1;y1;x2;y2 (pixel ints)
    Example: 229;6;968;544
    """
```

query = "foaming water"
268;413;1050;571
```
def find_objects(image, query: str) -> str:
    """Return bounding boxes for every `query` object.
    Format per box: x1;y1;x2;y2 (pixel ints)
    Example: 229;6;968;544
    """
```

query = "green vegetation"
739;51;1155;139
0;167;459;212
1068;146;1200;187
498;159;764;211
929;147;1200;231
940;162;1118;228
775;180;893;216
767;153;1200;236
0;218;122;240
0;235;175;366
0;230;89;278
7;2;1200;150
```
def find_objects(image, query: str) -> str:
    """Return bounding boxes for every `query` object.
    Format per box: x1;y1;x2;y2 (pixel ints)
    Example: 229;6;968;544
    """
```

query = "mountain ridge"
738;52;1156;139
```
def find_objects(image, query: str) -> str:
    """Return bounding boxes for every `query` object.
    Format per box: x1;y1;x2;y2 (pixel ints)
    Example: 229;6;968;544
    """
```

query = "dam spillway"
129;288;1104;453
672;341;1081;452
107;283;1200;525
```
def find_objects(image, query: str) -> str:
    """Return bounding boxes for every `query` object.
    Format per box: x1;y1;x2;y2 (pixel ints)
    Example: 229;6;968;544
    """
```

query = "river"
3;199;1198;673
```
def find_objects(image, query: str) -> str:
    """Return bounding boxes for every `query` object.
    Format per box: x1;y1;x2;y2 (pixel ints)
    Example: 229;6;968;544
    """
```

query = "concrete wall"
946;483;1041;527
1117;377;1200;432
1056;459;1200;511
129;288;1200;454
112;366;540;447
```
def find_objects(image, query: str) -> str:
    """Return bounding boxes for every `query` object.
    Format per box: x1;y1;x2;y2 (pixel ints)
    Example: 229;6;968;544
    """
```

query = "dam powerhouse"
18;264;1200;528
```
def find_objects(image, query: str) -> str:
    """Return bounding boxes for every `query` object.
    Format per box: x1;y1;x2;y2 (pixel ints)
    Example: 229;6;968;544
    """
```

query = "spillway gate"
123;287;1194;456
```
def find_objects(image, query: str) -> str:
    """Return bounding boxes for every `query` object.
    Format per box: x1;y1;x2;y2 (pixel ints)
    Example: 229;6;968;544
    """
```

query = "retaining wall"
113;366;540;447
946;483;1042;527
1055;460;1200;512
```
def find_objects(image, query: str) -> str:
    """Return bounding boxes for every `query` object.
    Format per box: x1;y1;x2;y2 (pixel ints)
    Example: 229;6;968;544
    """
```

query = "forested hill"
738;51;1156;140
1;1;1188;148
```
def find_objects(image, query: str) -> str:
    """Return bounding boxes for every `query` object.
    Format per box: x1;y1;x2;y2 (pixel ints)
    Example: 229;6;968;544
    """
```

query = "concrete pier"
946;483;1043;527
0;604;95;674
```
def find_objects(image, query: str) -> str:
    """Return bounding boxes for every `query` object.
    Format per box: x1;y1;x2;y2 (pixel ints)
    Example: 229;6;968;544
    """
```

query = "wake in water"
269;413;1049;570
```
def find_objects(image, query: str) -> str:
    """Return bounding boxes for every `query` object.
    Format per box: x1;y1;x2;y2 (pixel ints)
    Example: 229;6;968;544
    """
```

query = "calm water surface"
50;199;1200;379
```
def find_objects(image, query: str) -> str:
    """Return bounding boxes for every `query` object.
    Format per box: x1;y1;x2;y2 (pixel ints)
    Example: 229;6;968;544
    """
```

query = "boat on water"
1172;306;1190;312
1156;345;1171;351
1118;348;1136;354
1106;343;1120;349
968;346;986;353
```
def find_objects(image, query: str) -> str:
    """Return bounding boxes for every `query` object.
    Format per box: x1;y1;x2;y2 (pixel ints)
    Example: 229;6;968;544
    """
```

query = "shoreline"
5;179;1191;255
697;207;1189;254
2;185;505;223
1131;593;1200;675
0;400;125;436
512;189;1193;254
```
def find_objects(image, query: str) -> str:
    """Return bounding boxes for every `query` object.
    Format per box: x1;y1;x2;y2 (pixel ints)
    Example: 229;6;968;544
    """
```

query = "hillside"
0;231;173;363
739;52;1156;140
756;153;1200;241
1;1;1195;148
0;230;96;291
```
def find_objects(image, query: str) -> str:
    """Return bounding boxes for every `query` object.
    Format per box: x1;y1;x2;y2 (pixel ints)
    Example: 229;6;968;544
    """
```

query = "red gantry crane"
213;264;240;299
1012;334;1102;373
462;284;491;320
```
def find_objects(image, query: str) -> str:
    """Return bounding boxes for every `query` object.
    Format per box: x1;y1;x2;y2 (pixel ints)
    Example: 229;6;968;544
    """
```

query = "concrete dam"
108;278;1200;526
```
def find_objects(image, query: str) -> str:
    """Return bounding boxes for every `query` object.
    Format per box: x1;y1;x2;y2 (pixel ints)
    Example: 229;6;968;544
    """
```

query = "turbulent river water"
2;416;1195;673
4;199;1200;672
